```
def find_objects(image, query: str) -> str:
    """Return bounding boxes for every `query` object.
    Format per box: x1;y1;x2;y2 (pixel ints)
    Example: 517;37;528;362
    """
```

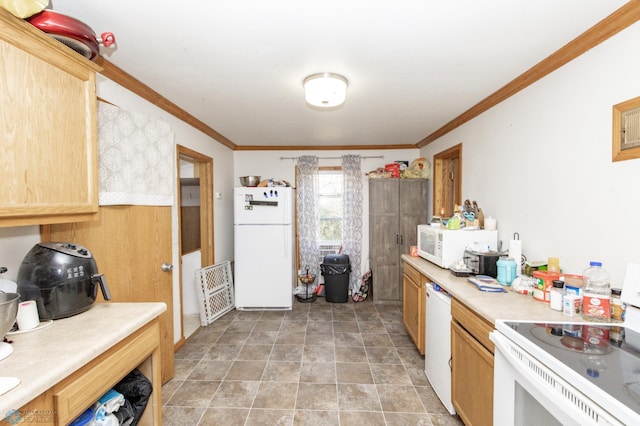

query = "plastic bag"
0;0;49;18
320;263;351;275
113;369;153;426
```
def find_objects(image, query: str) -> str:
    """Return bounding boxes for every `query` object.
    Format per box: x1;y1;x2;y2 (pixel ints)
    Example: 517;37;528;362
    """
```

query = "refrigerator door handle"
249;200;278;206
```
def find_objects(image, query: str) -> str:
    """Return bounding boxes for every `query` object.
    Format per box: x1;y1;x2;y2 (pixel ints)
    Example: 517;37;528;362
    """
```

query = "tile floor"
162;298;464;425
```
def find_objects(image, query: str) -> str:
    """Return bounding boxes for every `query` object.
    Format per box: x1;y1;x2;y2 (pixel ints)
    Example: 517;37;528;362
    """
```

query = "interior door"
41;205;175;383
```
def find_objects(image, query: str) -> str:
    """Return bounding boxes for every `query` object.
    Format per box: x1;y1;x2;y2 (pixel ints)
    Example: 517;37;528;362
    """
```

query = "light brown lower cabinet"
3;320;162;426
402;262;426;355
451;298;494;426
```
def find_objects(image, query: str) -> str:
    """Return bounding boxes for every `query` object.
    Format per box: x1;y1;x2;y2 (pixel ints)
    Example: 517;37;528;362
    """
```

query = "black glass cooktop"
503;321;640;415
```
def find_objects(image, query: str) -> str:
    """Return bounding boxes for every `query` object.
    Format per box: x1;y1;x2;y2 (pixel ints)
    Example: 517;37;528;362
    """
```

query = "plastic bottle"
549;280;564;311
581;261;611;322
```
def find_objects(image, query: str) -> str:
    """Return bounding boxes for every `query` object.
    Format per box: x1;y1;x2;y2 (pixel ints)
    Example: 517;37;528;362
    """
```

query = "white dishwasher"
425;283;456;415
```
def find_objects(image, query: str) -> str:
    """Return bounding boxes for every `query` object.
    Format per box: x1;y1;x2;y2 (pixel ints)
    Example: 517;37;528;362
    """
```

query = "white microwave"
417;225;498;269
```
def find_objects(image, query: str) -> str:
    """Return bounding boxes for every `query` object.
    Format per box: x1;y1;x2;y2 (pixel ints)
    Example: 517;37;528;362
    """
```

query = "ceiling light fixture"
303;73;348;108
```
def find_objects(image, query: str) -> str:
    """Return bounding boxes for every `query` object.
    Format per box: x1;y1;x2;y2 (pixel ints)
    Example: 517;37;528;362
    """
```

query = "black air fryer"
17;242;111;320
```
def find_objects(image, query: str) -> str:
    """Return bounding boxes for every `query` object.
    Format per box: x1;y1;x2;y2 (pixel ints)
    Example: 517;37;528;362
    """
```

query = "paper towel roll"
16;300;39;331
484;217;497;231
509;239;522;276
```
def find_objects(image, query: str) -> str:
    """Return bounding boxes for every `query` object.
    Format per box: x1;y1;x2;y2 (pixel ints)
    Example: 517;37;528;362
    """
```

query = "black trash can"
321;254;351;303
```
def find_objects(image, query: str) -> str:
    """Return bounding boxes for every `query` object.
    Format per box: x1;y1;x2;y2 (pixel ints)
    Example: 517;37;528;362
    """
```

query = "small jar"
611;288;625;321
550;280;564;311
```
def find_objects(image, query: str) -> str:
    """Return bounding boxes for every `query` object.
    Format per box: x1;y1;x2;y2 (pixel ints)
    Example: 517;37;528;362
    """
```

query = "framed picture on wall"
612;96;640;162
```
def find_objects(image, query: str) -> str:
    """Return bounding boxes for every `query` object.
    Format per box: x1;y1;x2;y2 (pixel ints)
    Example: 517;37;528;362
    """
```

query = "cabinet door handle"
400;234;404;245
396;234;399;244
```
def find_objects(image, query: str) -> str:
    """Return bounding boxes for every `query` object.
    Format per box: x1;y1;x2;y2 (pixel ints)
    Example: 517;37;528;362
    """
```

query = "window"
318;168;343;259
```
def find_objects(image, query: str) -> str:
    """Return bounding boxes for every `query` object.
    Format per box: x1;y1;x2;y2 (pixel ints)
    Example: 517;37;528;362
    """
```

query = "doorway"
176;145;214;348
433;143;462;217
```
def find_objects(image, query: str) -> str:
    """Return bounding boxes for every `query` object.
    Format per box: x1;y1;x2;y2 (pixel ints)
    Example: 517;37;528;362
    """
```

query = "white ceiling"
50;0;628;148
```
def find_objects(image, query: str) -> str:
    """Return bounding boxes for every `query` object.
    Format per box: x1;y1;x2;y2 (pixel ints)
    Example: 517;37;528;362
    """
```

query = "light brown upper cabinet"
0;9;101;227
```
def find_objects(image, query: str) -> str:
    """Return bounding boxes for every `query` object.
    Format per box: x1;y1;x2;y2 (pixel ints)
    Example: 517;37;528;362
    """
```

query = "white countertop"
0;302;166;415
402;254;579;324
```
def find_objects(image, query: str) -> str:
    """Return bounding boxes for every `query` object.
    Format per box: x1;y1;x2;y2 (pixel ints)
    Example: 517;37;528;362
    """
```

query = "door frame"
433;143;462;217
175;144;214;350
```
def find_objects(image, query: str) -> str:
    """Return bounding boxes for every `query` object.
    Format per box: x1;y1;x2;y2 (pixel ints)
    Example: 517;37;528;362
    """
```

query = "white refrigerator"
234;187;294;310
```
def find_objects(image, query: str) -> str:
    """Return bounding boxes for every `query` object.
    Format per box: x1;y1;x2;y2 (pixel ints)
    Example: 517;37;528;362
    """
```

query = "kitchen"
1;1;640;425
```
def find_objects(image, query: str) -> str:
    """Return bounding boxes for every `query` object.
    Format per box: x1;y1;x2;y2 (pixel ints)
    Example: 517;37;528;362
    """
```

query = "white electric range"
491;263;640;425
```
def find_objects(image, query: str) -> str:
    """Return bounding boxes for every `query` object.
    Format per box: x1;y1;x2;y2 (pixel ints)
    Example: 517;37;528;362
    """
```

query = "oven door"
491;331;623;426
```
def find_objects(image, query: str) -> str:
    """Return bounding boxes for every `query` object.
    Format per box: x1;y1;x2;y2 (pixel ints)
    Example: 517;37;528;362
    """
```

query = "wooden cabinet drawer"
402;262;423;286
452;298;494;354
53;322;160;424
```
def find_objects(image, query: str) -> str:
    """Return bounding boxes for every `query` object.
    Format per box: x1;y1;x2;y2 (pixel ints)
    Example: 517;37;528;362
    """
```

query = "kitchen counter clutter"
0;302;165;425
402;254;572;323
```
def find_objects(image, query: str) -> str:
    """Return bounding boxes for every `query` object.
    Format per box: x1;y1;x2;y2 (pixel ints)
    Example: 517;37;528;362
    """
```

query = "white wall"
97;77;235;343
234;148;423;277
421;22;640;286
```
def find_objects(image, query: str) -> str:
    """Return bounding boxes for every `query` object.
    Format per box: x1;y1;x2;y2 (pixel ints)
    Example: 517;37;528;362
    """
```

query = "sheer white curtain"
342;155;363;295
296;156;320;276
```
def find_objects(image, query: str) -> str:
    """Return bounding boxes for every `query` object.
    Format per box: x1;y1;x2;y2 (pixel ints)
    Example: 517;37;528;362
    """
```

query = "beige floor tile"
237;344;273;361
334;332;364;347
165;380;220;407
225;360;268;380
361;332;394;347
370;363;413;385
334;345;367;363
377;384;425;413
336;362;374;384
202;343;244;361
187;360;233;380
226;320;257;332
174;342;211;360
299;362;337;383
162;406;206;426
262;361;302;382
270;344;304;362
295;383;338;410
384;412;434;425
253;320;283;331
303;344;335;363
276;331;306;345
304;332;334;346
337;383;382;411
339;410;386;426
293;409;339;426
252;382;298;409
245;408;294;426
209;380;260;408
198;407;249;426
332;321;360;333
247;330;279;345
365;346;403;364
216;330;251;345
172;359;199;380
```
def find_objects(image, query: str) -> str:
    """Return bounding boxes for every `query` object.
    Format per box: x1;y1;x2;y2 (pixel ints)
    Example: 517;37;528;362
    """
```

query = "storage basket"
195;260;235;326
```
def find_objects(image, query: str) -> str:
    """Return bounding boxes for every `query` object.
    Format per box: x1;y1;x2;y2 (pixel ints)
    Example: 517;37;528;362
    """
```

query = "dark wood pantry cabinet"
368;178;427;303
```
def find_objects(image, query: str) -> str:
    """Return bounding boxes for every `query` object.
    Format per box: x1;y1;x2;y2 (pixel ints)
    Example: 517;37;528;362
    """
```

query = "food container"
563;294;581;316
532;270;560;302
384;163;400;178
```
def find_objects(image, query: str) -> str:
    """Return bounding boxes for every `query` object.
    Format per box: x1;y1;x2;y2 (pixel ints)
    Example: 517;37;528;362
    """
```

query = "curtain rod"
280;155;383;160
